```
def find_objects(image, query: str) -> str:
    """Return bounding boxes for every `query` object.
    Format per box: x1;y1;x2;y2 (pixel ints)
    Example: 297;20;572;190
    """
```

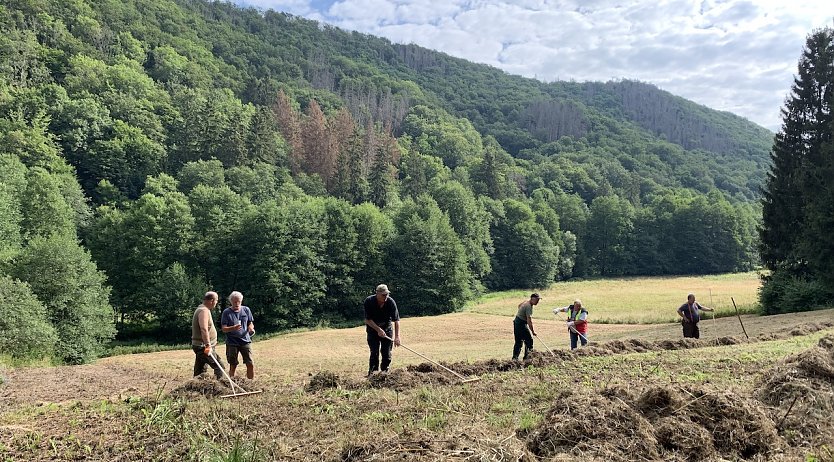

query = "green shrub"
0;276;57;360
759;271;832;315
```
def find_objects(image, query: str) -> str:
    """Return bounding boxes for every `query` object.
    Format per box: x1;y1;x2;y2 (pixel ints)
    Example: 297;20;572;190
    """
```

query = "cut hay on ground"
526;385;781;461
168;373;259;399
755;334;834;446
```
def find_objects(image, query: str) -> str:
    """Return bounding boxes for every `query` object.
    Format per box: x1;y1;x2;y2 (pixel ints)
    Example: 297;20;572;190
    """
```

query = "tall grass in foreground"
466;272;762;324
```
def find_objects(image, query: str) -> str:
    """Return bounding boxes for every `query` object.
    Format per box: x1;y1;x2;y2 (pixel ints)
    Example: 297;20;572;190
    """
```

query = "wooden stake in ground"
731;296;749;339
709;288;716;330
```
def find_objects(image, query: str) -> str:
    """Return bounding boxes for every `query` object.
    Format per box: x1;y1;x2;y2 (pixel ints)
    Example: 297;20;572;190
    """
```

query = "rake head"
220;389;263;399
460;376;481;383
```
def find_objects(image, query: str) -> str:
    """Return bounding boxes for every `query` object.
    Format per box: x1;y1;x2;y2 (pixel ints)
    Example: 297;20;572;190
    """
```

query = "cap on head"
574;299;582;306
376;284;390;295
531;293;541;299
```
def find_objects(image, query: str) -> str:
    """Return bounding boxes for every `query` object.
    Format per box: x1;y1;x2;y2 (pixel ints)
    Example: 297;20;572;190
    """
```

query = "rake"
207;348;263;398
568;325;589;345
383;336;480;383
535;334;557;356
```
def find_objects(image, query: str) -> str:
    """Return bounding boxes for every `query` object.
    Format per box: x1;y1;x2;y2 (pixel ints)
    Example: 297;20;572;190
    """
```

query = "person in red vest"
553;299;589;349
677;293;714;339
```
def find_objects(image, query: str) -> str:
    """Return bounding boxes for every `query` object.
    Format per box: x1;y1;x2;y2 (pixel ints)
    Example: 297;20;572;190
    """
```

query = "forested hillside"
0;0;772;361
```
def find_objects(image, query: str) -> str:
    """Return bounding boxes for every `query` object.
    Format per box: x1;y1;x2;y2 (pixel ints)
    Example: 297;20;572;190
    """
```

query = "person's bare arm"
393;320;400;346
221;322;241;333
527;315;536;336
365;319;387;338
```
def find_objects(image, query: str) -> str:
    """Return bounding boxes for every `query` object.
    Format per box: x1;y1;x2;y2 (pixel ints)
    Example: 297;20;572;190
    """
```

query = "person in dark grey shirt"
363;284;400;377
677;293;714;339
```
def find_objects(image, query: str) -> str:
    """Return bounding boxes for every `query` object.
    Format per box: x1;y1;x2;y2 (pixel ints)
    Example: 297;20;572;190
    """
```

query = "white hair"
574;299;582;305
229;291;243;302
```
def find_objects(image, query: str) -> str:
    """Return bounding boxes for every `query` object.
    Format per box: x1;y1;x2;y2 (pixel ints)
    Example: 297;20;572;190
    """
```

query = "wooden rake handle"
383;336;469;381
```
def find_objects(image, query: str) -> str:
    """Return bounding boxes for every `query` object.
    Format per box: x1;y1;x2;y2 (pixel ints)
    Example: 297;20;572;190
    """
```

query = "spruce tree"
759;27;834;310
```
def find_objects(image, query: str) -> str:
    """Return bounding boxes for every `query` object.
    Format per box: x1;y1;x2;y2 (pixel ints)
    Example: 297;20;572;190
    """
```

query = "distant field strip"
466;272;762;324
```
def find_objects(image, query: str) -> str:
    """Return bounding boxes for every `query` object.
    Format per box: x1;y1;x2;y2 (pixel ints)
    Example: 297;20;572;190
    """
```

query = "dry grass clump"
168;373;231;399
525;385;781;461
338;429;528;461
363;325;834;393
306;371;341;392
755;334;834;446
654;416;716;461
679;387;780;459
525;392;660;461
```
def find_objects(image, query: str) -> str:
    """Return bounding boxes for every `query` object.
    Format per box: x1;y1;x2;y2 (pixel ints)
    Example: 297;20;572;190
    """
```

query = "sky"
235;0;834;131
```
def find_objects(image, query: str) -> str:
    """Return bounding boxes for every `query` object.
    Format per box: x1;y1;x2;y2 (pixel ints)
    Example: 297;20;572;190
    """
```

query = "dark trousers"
512;318;533;360
192;345;225;379
570;330;588;350
682;322;700;339
367;325;393;374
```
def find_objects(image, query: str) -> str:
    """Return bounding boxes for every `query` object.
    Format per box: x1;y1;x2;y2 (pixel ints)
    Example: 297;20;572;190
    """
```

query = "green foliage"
232;200;327;329
0;276;58;360
177;158;225;193
759;27;834;313
19;167;77;242
759;271;832;315
486;199;558;289
430;179;493;286
0;0;776;344
0;171;23;264
11;234;115;364
387;195;472;315
351;202;396;297
86;187;194;328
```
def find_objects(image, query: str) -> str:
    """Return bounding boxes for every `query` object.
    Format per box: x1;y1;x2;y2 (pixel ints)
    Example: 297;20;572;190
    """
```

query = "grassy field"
3;273;834;461
1;311;832;461
467;271;762;323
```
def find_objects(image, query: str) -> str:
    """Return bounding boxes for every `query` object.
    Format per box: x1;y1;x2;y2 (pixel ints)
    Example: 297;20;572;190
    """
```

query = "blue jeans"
570;330;588;350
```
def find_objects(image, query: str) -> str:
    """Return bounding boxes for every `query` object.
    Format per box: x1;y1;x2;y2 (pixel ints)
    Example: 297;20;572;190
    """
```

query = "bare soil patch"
0;363;173;406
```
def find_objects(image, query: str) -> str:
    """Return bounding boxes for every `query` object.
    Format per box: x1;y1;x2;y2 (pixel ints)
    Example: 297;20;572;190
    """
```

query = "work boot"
512;357;519;362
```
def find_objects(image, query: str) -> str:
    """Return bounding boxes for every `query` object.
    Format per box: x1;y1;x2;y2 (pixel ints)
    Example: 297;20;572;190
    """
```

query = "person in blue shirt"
677;293;714;339
221;291;255;379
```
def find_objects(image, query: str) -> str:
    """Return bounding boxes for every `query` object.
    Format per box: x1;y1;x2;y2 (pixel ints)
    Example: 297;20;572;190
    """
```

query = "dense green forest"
0;0;773;362
759;27;834;315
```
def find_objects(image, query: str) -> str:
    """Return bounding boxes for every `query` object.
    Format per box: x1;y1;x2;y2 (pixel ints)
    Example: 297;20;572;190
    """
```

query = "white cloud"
238;0;834;130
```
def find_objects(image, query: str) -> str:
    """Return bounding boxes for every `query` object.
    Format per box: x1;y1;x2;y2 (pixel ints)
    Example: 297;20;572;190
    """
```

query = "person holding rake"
554;299;589;349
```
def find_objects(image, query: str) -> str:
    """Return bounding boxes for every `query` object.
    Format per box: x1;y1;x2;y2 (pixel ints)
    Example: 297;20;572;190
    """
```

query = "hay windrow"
168;373;231;399
361;325;834;392
754;334;834;445
526;392;660;461
654;416;716;461
306;371;341;392
526;385;781;461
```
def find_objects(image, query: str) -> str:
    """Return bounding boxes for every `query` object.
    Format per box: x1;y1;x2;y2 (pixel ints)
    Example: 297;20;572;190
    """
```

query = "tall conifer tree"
760;27;834;309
